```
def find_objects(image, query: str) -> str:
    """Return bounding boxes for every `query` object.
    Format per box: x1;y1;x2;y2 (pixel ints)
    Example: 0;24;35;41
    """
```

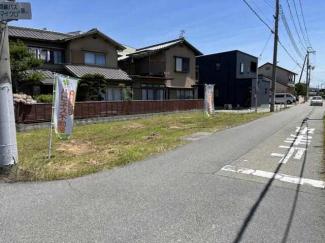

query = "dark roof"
259;62;298;75
129;38;203;57
65;65;131;81
8;26;125;50
197;50;257;59
8;26;72;41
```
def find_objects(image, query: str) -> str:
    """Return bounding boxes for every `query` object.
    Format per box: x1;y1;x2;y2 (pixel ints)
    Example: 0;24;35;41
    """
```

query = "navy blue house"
196;50;270;108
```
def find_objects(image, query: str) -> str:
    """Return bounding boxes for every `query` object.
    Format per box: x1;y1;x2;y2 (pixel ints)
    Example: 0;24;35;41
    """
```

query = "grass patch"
8;112;269;182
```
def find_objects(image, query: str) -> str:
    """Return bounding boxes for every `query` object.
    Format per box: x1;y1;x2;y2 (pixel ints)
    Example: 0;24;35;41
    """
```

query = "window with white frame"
85;52;106;66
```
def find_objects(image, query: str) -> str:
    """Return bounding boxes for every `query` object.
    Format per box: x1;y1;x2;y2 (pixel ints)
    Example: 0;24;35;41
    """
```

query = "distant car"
272;93;296;104
310;96;323;106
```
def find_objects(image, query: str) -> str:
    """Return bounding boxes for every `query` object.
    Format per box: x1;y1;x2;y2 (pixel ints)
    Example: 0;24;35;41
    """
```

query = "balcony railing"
122;61;165;77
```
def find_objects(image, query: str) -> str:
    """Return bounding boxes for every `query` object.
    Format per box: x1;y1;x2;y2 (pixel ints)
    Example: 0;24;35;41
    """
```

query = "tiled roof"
135;39;183;54
8;26;72;41
8;26;125;50
65;65;132;81
132;38;203;56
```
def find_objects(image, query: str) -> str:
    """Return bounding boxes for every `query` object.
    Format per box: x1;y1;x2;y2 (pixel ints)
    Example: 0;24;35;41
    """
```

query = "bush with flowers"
13;93;37;105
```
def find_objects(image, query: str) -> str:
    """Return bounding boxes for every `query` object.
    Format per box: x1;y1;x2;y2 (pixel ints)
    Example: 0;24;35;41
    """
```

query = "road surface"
1;103;324;243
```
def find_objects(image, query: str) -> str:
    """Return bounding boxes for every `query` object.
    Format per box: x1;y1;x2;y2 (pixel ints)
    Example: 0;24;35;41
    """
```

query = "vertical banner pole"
48;75;56;159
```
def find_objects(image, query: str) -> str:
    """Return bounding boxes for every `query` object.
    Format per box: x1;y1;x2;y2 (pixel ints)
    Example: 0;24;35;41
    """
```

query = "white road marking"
296;127;315;135
271;153;285;158
279;146;291;149
221;165;325;189
284;135;312;146
279;147;295;164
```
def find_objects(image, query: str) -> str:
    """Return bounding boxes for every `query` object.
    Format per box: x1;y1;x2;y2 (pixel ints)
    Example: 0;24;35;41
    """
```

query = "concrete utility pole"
270;0;279;112
305;48;316;100
305;51;310;100
0;21;18;166
255;59;259;113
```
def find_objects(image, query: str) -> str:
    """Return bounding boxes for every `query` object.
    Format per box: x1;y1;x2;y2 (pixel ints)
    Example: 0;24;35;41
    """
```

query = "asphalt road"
1;103;324;243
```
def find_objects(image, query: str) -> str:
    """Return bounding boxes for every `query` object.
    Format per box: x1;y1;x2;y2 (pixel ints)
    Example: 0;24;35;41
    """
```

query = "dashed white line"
271;153;285;158
221;165;325;189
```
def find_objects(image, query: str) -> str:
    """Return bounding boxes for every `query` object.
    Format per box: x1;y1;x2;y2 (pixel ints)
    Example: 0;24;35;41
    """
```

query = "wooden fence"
15;99;204;124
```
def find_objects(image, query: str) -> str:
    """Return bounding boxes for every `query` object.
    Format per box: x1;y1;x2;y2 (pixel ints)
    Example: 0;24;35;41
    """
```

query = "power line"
298;0;313;49
259;32;273;60
292;0;310;48
278;38;302;69
243;0;274;33
284;0;307;52
280;7;304;60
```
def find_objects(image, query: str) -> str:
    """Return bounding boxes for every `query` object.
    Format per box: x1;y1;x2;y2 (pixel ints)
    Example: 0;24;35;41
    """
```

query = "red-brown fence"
15;99;204;124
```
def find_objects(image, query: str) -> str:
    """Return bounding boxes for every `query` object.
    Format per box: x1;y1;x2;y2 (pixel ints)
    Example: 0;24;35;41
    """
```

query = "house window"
101;87;122;101
175;57;190;73
216;63;221;71
266;66;271;70
240;63;244;74
85;52;106;66
176;89;194;99
28;47;64;64
141;84;165;100
251;62;257;72
195;65;199;81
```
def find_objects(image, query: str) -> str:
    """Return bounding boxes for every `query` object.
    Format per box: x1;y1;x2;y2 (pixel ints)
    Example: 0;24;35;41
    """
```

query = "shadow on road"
233;107;317;243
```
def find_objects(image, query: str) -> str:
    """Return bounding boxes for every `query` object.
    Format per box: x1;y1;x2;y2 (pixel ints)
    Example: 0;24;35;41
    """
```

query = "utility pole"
305;51;310;100
270;0;279;112
0;21;18;167
255;59;259;113
305;48;316;100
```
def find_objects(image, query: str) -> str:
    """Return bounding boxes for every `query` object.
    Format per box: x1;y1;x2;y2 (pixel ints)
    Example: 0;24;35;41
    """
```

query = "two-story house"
8;26;131;100
118;38;202;100
196;50;270;108
258;62;297;95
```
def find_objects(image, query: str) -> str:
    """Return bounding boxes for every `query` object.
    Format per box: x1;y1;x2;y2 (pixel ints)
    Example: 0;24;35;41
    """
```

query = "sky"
10;0;325;87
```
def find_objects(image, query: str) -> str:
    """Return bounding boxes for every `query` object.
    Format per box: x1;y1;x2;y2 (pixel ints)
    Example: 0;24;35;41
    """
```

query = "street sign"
0;2;32;21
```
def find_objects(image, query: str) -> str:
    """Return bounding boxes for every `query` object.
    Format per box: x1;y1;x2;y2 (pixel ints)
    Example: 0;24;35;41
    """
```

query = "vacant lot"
9;112;269;181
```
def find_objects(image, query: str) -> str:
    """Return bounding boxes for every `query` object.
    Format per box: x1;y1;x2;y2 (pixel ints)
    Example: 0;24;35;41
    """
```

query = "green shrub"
35;94;53;103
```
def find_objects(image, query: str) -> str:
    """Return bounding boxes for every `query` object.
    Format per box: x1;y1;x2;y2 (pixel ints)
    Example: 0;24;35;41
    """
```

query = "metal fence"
15;99;204;124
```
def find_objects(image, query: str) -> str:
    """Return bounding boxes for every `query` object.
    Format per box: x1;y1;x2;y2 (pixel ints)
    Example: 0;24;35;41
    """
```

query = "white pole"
48;74;56;159
0;21;18;167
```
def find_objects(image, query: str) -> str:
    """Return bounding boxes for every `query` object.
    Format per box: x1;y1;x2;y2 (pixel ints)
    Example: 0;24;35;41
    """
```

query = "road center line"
221;165;325;189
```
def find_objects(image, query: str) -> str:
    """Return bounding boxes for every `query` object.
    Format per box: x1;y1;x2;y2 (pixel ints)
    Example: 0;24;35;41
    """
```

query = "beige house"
258;62;297;94
8;26;131;99
118;38;202;100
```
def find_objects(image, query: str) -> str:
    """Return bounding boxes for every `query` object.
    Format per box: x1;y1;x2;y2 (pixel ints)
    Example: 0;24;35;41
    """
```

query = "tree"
119;83;133;101
78;74;107;101
9;40;44;92
295;83;307;97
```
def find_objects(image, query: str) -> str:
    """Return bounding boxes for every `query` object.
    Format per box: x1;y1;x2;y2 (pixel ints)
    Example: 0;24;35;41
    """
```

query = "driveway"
1;103;324;243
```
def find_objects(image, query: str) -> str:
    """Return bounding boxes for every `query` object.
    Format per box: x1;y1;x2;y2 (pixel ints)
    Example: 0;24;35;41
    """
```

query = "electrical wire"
292;0;310;48
243;0;274;33
298;0;312;48
280;7;304;60
284;0;307;52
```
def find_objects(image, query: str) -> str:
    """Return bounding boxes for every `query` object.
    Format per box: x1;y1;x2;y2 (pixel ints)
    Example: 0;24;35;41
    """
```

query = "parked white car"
272;93;296;104
310;96;323;106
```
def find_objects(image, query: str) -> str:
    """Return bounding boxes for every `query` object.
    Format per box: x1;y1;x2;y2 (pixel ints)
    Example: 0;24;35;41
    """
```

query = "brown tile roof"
65;65;131;81
8;26;72;41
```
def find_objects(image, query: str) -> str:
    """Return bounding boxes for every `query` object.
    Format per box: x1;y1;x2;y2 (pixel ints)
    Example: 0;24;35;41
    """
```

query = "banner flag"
204;84;215;117
53;75;79;140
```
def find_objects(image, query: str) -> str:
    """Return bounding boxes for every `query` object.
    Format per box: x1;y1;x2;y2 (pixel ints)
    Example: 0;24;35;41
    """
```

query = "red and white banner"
53;75;79;139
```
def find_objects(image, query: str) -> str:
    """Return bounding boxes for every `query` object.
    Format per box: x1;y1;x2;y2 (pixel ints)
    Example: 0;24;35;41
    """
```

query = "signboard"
204;84;215;117
53;75;79;140
0;2;32;21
